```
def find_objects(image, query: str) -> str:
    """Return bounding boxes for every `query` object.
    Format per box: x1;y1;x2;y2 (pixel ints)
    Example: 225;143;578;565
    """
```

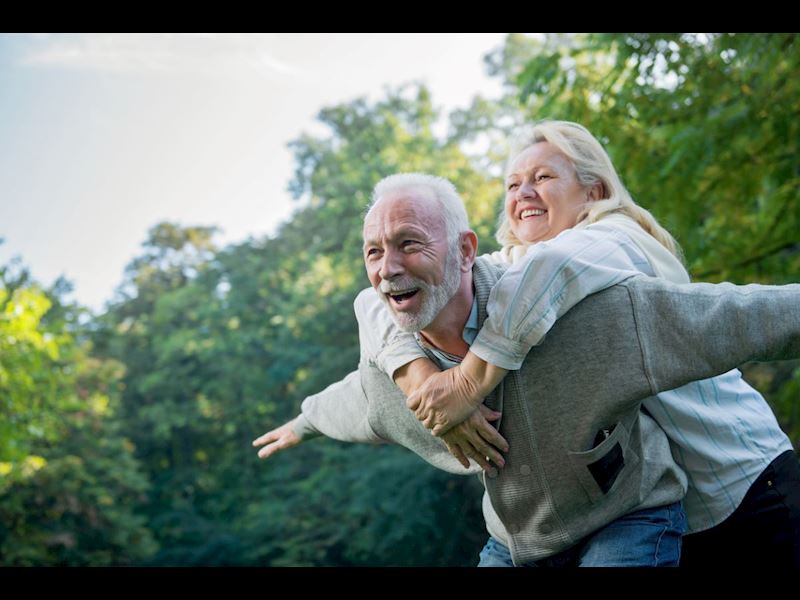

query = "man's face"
363;192;462;332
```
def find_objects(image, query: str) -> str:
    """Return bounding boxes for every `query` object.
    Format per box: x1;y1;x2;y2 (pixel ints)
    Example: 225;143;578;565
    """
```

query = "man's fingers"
406;393;421;411
252;431;278;447
257;441;282;459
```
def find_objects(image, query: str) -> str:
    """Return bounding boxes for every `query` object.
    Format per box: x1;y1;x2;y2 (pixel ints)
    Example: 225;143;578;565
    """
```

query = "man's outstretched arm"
299;369;383;443
253;369;383;461
626;278;800;395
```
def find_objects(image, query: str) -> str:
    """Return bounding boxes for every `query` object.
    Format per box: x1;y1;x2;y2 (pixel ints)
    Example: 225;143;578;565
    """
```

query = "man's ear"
460;231;478;272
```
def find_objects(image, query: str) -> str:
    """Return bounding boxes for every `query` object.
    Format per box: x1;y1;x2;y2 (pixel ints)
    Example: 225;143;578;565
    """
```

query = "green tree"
0;257;156;565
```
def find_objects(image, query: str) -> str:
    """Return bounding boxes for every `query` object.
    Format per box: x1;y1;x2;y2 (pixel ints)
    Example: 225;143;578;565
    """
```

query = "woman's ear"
587;181;605;202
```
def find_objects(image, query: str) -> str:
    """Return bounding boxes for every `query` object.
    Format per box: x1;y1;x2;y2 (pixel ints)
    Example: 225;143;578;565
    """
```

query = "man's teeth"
521;208;546;218
389;289;418;298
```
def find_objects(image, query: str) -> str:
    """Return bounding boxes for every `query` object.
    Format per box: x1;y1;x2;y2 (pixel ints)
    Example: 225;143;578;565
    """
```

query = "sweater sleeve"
300;369;384;444
470;225;647;370
290;413;322;440
625;278;800;395
354;287;428;379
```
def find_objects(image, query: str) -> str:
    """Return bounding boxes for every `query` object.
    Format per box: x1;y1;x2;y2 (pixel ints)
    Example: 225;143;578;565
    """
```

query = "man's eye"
402;241;420;250
366;248;380;257
507;182;519;191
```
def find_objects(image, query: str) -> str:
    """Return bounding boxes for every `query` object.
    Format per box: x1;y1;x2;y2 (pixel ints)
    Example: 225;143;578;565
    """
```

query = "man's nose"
379;248;404;280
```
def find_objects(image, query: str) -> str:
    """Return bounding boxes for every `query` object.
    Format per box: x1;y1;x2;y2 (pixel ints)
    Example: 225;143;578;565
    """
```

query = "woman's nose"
518;180;538;199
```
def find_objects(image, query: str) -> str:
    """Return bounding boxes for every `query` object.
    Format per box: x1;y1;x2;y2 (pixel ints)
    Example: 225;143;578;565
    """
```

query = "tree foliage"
0;256;156;565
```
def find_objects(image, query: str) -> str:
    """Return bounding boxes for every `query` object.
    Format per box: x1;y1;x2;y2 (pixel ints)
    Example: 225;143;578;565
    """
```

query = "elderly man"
254;174;800;567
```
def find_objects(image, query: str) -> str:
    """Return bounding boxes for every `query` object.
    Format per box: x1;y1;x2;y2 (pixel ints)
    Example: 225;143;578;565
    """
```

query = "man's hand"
252;418;302;460
407;352;508;436
441;405;509;474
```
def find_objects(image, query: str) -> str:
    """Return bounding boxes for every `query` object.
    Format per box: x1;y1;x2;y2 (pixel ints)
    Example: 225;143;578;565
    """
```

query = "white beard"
378;243;462;332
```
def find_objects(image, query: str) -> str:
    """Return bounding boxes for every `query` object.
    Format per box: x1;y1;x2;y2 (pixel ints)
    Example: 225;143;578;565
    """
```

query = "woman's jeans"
478;501;686;567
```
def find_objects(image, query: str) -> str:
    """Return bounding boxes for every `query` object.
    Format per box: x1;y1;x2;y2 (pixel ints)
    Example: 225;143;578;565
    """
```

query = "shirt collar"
415;296;479;370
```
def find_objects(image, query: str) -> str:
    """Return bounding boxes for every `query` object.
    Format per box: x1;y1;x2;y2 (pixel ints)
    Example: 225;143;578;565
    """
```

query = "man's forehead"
363;192;442;237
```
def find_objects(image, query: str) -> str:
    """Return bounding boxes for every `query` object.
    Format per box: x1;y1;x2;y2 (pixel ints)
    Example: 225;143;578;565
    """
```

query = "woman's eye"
507;182;519;191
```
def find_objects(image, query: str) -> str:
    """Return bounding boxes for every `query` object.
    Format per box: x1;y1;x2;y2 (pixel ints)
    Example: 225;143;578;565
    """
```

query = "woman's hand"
393;357;441;397
441;405;509;474
406;365;482;435
407;351;509;436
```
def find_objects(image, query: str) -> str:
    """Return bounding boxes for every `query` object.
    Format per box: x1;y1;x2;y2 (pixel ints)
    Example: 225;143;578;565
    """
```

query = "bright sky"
0;33;508;312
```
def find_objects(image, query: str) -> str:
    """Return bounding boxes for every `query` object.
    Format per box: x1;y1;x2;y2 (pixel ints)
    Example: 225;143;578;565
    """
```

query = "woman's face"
504;142;597;244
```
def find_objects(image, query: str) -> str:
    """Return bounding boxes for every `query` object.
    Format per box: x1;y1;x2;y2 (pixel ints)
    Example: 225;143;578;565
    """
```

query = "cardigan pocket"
567;422;640;504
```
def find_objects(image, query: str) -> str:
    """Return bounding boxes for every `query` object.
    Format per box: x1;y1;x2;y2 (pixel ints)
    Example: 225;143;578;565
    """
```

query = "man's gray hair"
369;173;470;244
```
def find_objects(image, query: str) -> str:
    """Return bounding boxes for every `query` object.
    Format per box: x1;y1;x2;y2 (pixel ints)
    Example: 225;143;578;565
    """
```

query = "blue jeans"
478;501;686;567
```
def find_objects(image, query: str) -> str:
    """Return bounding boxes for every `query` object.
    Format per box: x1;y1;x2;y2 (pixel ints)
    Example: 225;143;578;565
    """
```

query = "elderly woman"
369;120;799;567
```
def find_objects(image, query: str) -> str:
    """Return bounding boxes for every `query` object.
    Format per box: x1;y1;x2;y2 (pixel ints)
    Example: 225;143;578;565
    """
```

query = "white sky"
0;33;508;312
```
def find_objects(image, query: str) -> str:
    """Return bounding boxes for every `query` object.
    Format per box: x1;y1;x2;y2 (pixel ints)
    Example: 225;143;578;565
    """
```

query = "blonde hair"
496;120;683;260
